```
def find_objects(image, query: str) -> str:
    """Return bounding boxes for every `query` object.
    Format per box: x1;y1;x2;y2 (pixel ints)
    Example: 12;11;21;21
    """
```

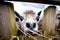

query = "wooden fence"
0;3;17;40
43;6;56;40
0;3;58;40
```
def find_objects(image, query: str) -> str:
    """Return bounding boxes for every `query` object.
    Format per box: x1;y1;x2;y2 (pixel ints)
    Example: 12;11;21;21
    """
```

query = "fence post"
0;3;17;40
43;6;56;37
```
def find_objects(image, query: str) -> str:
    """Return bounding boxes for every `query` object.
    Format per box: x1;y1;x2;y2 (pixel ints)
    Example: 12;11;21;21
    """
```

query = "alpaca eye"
58;17;60;20
36;16;39;21
16;18;19;22
20;16;24;21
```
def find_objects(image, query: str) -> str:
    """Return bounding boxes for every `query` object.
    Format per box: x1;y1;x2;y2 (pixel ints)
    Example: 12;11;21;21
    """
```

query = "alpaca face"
15;10;42;33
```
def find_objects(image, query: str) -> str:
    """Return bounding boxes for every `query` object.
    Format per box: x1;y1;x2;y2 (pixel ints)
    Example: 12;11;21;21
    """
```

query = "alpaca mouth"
27;31;33;35
26;30;38;36
26;31;37;36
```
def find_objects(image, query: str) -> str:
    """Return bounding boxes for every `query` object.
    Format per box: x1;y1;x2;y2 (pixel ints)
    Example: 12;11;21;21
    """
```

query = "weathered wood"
0;3;17;40
43;6;56;37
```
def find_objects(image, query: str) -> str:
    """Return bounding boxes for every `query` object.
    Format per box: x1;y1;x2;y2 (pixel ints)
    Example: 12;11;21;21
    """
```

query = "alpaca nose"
26;23;36;30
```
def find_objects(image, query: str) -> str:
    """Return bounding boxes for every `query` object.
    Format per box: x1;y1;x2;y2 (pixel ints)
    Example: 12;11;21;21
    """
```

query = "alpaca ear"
15;11;24;21
36;11;42;21
37;11;41;16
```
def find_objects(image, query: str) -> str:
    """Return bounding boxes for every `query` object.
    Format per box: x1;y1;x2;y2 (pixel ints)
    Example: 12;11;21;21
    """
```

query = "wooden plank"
43;6;56;37
0;3;17;40
5;0;60;5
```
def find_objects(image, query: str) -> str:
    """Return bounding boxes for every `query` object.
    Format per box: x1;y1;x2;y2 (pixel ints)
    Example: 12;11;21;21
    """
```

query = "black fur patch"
15;11;24;21
37;11;41;16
